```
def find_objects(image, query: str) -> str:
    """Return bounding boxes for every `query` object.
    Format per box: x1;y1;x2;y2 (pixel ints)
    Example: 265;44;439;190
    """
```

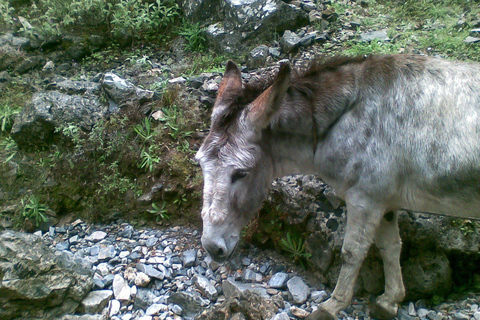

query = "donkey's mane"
212;55;368;134
243;55;367;104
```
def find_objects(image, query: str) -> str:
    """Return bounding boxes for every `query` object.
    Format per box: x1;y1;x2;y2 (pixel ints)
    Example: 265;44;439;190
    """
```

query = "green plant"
177;140;193;155
139;146;160;172
148;202;170;220
0;137;18;163
0;103;20;133
173;193;187;206
176;21;207;52
162;105;193;139
20;195;48;227
134;117;156;143
0;0;14;30
280;232;311;268
108;0;180;43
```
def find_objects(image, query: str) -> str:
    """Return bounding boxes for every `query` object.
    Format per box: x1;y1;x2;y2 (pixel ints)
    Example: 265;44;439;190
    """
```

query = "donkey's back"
317;55;480;219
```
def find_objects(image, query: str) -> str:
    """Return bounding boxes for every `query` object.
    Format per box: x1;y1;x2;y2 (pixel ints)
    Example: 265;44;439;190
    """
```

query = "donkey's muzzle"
202;237;229;263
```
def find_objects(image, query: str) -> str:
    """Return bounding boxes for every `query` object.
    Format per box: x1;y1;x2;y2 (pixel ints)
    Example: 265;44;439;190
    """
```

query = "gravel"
38;220;480;319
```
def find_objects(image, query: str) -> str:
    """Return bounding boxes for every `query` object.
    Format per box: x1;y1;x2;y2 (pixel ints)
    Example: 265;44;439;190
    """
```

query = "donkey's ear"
215;60;242;106
248;62;291;129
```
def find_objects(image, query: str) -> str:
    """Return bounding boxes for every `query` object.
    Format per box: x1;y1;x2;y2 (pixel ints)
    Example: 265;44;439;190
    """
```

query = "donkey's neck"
266;63;361;178
266;96;321;178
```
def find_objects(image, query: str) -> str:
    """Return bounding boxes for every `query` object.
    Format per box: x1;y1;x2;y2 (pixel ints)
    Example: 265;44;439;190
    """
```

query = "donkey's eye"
231;170;248;183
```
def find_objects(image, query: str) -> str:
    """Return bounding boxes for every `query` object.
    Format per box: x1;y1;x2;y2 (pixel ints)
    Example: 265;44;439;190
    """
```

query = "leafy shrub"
20;195;48;227
10;0;180;45
176;21;207;52
0;0;14;30
280;232;311;268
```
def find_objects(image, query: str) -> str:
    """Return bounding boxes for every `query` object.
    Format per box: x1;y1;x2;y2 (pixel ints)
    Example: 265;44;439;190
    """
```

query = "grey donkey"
195;54;480;319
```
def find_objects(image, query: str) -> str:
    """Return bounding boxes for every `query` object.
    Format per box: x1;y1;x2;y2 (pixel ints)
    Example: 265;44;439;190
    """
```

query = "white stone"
135;272;151;287
86;231;107;242
80;290;113;314
112;274;131;302
109;299;121;317
146;303;168;316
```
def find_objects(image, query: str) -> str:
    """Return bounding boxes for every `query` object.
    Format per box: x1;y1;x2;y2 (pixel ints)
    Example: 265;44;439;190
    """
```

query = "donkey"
195;54;480;320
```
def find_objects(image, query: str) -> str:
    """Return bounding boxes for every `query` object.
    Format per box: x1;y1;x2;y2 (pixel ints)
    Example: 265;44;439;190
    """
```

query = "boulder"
0;230;93;320
179;0;223;23
11;90;107;149
101;72;155;111
200;0;309;52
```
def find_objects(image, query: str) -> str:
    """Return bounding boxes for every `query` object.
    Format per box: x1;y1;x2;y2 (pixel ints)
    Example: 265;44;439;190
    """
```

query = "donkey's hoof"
306;308;336;320
370;301;398;320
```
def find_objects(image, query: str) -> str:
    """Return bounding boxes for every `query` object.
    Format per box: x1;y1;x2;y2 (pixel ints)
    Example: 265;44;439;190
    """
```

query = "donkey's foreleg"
371;211;405;319
307;200;385;320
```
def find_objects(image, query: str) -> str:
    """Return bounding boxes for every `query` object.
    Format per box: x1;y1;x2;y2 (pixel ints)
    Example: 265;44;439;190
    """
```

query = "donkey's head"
196;61;291;262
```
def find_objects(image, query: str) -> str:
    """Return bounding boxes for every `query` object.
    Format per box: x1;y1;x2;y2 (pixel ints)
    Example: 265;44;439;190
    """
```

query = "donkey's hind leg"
370;211;406;319
307;197;385;320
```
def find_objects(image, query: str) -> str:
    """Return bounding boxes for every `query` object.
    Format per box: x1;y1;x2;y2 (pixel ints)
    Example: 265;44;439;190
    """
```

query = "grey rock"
169;77;186;84
454;312;470;320
145;303;168;316
78;290;113;314
56;241;70;251
470;28;480;35
59;315;104;320
52;79;101;95
287;276;310;305
168;291;209;317
243;268;262;283
269;47;281;58
11;91;107;149
464;36;480;43
118;225;134;238
90;245;100;256
14;56;46;74
66;43;90;61
202;0;308;53
98;245;116;261
398;308;415;320
181;249;197;267
145;237;158;247
417;308;429;318
171;304;183;315
268;272;289;289
473;311;480;320
280;30;302;53
247;45;269;69
136;263;165;280
102;72;154;109
179;0;222;23
359;30;389;42
271;312;290;320
194;274;218;300
134;287;157;310
310;290;328;303
222;277;269;299
86;231;107;242
0;231;93;320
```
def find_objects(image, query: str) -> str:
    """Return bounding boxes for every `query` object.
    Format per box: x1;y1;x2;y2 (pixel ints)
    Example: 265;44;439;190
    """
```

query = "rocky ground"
30;220;480;320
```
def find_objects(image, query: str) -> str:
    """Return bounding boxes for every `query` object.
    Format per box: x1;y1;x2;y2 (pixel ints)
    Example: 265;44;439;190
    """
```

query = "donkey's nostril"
203;239;228;262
